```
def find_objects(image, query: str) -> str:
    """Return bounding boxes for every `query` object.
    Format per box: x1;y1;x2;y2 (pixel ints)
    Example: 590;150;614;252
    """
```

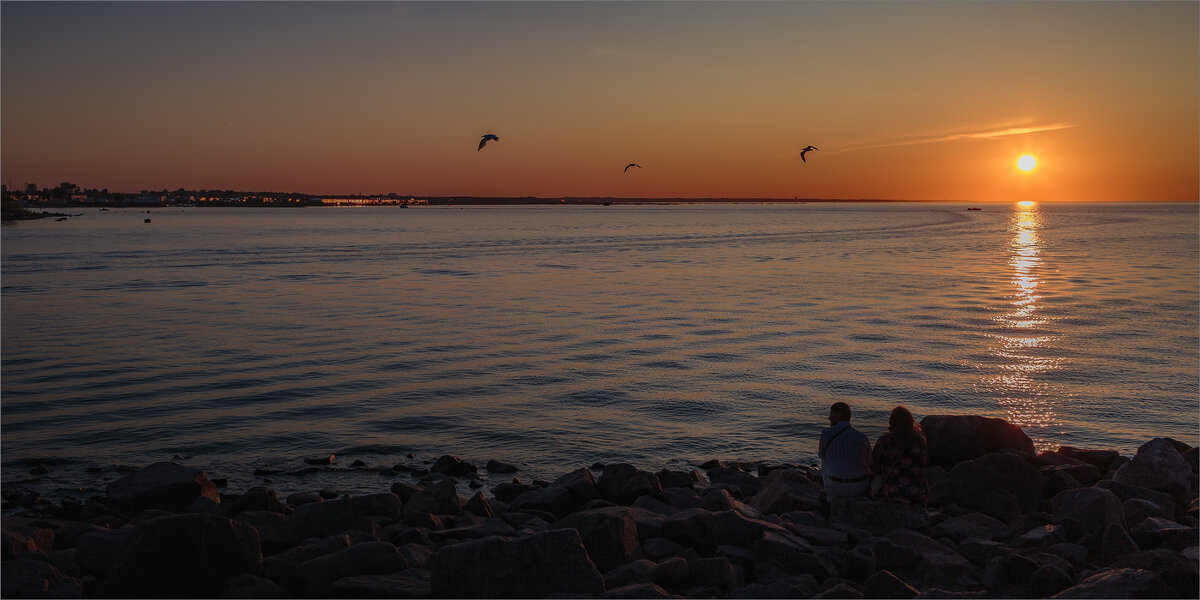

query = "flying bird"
478;134;499;151
624;163;641;173
800;145;819;163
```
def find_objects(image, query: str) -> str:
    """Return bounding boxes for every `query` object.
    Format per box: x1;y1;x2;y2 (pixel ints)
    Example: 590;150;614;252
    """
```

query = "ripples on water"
2;203;1197;498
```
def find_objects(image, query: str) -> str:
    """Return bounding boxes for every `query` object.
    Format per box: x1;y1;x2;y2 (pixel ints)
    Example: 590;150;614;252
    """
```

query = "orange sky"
2;1;1197;201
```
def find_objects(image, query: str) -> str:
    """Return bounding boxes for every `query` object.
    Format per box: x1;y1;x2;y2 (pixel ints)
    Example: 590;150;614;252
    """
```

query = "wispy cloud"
837;121;1077;153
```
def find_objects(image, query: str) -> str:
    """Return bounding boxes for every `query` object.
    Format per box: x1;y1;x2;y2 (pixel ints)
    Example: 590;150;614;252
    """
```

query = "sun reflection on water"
983;202;1063;445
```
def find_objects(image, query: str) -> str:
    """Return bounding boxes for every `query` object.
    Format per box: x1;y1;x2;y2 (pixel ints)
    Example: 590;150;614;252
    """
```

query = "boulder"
601;582;676;599
1057;447;1120;474
429;528;604;597
929;452;1041;520
287;492;324;506
813;581;863;598
1052;567;1177;598
957;539;1012;566
1051;487;1124;543
884;528;976;586
728;576;819;598
686;556;743;591
552;506;641;572
632;494;676;516
920;415;1034;468
657;468;706;489
105;461;221;515
829;496;931;536
652;555;690;589
509;468;598;519
754;530;834;583
1;559;83;599
228;486;291;518
661;507;718;553
788;523;850;549
709;509;792;550
707;467;763;497
295;540;406;595
1111;548;1200;599
1099;522;1139;564
1;524;54;559
1122;498;1172;528
222;573;288;598
863;569;919;599
747;468;825;515
101;513;262;598
290;493;403;541
598;463;664;505
73;527;136;579
431;455;477;478
486;459;518;474
1029;564;1074;597
643;537;683;560
1130;516;1197;550
603;558;657;589
929;512;1009;543
1114;438;1193;503
234;510;291;555
403;479;462;517
463;491;495;518
1095;479;1176;516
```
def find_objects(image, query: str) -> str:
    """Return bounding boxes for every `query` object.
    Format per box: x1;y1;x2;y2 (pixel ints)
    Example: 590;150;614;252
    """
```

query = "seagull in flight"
478;134;499;151
800;145;819;163
624;163;641;173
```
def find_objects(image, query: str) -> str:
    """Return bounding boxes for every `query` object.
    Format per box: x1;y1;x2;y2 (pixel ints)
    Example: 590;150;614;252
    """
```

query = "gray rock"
1130;516;1197;550
1099;522;1139;564
707;466;763;497
463;491;494;518
1051;487;1124;543
221;573;288;599
429;528;604;598
234;510;291;554
295;541;407;595
1114;438;1193;502
1;559;83;599
403;480;462;517
229;486;291;517
101;513;262;598
553;506;642;572
920;414;1034;468
747;468;825;515
286;491;324;506
1052;567;1177;598
1122;497;1173;528
884;528;976;587
509;468;598;519
1057;447;1120;474
829;496;931;536
105;461;221;515
864;569;919;598
73;526;135;578
930;512;1009;543
601;582;677;599
598;463;664;505
486;459;518;474
929;452;1041;520
291;492;404;541
431;455;477;478
604;558;657;589
657;468;706;489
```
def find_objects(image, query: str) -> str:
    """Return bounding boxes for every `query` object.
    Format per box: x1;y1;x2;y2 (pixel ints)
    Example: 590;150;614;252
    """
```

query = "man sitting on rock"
818;401;873;500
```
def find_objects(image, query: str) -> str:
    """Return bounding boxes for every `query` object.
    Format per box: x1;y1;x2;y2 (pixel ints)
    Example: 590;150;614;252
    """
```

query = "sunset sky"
3;1;1197;201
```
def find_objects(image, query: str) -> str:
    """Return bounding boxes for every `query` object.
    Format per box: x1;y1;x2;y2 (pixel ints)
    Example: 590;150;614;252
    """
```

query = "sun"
1017;154;1038;172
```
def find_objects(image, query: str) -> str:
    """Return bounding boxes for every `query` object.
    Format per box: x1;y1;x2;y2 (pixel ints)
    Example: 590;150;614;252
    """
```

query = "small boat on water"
967;207;982;211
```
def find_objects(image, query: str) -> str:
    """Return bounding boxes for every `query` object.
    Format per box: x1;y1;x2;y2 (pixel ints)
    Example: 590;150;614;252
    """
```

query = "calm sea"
2;202;1197;500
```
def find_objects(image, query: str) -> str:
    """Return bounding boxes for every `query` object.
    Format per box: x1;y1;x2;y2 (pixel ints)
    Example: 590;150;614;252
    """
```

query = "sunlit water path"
2;202;1196;500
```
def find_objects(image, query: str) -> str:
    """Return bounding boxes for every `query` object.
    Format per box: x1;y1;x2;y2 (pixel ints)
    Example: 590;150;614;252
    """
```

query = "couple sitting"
817;402;928;505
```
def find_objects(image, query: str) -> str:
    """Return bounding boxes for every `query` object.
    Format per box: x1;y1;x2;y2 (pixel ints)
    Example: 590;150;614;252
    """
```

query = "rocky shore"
2;414;1197;599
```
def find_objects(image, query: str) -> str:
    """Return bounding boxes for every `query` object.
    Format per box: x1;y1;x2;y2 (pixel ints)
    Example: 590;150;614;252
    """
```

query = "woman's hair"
889;405;922;443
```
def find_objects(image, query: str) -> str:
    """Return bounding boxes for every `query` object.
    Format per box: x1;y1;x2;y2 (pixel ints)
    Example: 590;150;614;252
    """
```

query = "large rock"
553;506;641;572
863;569;919;599
603;558;656;589
328;569;432;599
101;513;262;598
290;493;404;541
930;512;1010;543
430;528;604;597
709;509;793;550
1114;438;1193;503
707;467;764;498
829;496;930;536
431;455;477;478
598;463;663;505
1051;487;1124;543
1095;479;1176;516
105;461;221;514
295;540;407;595
1130;516;1198;550
884;528;976;586
661;507;718;553
228;486;292;517
73;527;135;578
403;480;462;517
753;530;834;583
1;524;54;559
1057;447;1120;474
928;451;1041;520
748;468;825;515
1052;567;1177;598
1;559;83;599
509;468;599;519
921;415;1034;468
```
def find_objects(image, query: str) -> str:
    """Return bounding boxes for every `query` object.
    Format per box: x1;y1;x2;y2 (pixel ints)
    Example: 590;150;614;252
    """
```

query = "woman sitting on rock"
870;405;929;505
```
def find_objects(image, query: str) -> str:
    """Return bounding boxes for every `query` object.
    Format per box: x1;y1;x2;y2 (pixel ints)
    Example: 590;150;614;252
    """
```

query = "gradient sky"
3;1;1197;201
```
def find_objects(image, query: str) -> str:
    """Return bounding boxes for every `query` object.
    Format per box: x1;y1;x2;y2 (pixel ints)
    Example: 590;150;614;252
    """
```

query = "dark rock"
319;489;340;500
73;527;135;578
1051;487;1124;543
1058;447;1120;474
789;523;850;549
403;480;461;517
105;461;221;515
728;576;819;598
463;491;494;518
871;536;920;570
708;466;763;497
1005;552;1039;581
1099;521;1139;564
602;582;677;599
885;528;976;586
661;507;717;553
554;506;642;572
700;459;724;469
234;510;291;555
1047;542;1089;568
710;509;792;550
486;459;518;474
390;482;423;503
1053;567;1177;598
492;481;537;504
781;510;828;528
290;493;404;541
598;463;664;505
1015;523;1065;548
582;498;619;511
229;486;292;517
1185;447;1199;473
1130;516;1197;550
509;468;598;519
928;451;1041;520
748;468;825;515
2;524;54;559
222;573;288;598
829;496;931;536
604;558;657;589
658;469;706;489
1095;479;1176;516
957;539;1012;565
51;522;105;552
699;487;745;512
403;511;444;529
653;555;690;589
930;512;1009;543
1122;498;1173;528
305;454;335;465
431;455;477;478
1;559;83;599
101;513;262;598
718;543;758;574
687;556;743;591
632;494;676;516
847;545;876;579
864;569;919;598
1111;548;1200;599
429;528;604;597
427;517;514;544
1114;438;1193;503
644;536;684;560
754;530;834;582
189;495;223;515
295;540;406;595
396;542;434;569
286;492;324;506
661;487;703;511
920;414;1034;468
815;581;864;598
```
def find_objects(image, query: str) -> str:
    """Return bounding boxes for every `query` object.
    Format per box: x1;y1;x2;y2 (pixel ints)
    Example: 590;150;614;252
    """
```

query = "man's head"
828;402;851;425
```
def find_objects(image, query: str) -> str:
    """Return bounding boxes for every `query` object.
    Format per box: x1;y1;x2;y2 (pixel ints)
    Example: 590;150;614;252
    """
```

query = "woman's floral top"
870;431;928;505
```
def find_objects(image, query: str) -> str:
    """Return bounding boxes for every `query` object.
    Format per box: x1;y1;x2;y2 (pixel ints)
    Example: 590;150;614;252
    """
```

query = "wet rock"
1051;487;1124;543
429;528;604;597
509;468;598;519
598;463;664;505
748;468;825;515
229;486;292;517
221;573;288;598
286;491;324;506
402;480;461;517
604;558;657;589
105;461;221;515
1058;446;1120;474
658;468;706;489
829;496;931;536
602;582;676;599
289;493;403;541
305;454;335;465
485;459;518;474
920;415;1035;468
930;512;1009;543
2;524;54;559
708;466;763;498
102;513;262;598
554;506;642;572
463;491;495;518
929;452;1041;520
1114;438;1193;503
1;559;83;599
1053;567;1177;598
1094;479;1176;515
295;540;406;595
431;455;477;478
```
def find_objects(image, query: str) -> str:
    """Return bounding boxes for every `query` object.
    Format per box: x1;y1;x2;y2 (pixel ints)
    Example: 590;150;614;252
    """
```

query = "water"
2;202;1197;501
